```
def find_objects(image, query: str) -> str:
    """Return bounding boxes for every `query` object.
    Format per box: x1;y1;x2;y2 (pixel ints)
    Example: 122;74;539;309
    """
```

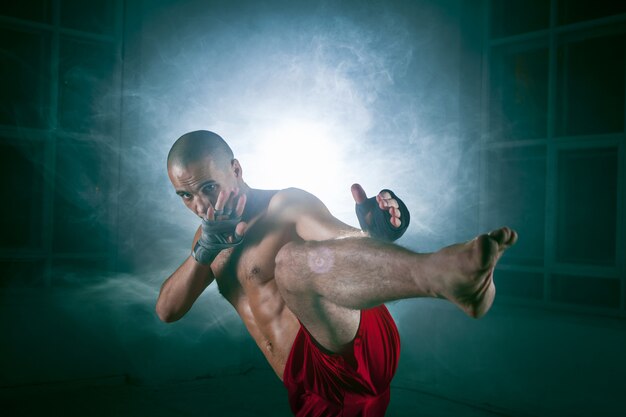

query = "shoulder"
266;188;329;221
268;188;324;211
266;188;359;240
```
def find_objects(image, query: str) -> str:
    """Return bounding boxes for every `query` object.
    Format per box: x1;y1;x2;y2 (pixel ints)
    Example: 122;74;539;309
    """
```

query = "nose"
194;195;212;218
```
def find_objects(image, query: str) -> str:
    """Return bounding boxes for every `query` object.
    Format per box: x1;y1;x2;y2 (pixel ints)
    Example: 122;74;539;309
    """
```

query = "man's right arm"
155;227;215;323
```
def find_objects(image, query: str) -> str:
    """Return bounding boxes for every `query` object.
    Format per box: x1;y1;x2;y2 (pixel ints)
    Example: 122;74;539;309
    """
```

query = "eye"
201;184;217;194
179;192;192;200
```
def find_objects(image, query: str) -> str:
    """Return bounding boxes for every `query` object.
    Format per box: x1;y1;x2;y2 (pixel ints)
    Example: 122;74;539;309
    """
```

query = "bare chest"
211;214;292;298
208;215;300;377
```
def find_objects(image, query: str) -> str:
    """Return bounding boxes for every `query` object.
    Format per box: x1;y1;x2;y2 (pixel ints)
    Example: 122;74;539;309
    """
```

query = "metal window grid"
480;0;626;318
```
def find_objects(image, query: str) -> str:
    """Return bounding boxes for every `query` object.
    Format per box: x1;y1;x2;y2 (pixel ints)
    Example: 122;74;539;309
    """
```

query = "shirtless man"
156;130;518;416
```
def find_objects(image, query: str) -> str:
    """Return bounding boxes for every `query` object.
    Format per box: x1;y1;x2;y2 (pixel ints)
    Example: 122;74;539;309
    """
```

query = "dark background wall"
1;1;625;416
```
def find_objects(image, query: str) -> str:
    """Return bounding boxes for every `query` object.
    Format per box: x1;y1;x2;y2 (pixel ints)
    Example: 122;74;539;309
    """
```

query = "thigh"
282;286;361;354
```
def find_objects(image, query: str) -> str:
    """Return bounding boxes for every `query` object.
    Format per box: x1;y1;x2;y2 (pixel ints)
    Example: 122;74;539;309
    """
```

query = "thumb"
351;183;368;204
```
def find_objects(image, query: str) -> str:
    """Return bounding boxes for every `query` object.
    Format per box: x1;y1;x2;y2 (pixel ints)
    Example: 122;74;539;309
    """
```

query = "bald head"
167;130;234;170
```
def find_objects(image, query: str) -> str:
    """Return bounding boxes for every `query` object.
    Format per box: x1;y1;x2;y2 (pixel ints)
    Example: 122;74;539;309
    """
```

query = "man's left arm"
268;186;409;242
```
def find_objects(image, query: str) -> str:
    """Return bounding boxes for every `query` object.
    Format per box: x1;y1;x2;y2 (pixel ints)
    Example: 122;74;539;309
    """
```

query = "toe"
488;227;510;245
476;234;498;269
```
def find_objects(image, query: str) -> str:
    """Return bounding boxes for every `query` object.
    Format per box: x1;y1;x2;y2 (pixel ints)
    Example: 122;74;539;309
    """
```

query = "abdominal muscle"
211;208;303;380
233;283;301;380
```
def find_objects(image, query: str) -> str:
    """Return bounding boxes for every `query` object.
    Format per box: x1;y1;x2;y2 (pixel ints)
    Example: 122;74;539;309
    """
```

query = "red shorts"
282;305;401;417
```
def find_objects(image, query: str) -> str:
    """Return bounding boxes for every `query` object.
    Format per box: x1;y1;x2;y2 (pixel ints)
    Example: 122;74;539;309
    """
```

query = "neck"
241;186;279;221
239;182;251;195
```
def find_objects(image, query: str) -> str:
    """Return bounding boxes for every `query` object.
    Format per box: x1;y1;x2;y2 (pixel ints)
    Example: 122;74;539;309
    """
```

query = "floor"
2;368;512;417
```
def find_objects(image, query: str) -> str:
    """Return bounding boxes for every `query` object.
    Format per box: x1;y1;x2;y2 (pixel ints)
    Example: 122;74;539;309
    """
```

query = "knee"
275;241;307;293
275;241;335;294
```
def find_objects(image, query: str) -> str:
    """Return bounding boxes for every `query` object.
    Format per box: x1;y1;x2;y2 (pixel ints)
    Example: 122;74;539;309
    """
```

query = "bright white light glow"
149;3;465;245
240;118;346;205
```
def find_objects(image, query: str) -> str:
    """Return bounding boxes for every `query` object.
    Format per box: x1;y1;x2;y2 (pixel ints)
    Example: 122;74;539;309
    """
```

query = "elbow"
157;310;177;323
156;301;181;323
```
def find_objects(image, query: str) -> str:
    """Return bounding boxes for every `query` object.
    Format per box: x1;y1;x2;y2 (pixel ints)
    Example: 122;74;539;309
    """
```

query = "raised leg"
274;227;517;352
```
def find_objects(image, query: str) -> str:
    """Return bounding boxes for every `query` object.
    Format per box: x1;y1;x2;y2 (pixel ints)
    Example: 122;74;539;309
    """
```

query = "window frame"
0;0;124;287
480;0;626;317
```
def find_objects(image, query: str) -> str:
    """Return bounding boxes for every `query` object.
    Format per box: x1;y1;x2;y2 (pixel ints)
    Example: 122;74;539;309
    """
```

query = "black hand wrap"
192;217;243;265
355;189;410;242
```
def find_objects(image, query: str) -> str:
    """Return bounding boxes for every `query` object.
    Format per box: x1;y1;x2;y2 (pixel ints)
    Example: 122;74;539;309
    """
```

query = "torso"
209;189;301;380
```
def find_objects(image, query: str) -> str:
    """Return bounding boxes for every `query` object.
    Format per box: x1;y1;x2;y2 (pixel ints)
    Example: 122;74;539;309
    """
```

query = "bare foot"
436;227;518;318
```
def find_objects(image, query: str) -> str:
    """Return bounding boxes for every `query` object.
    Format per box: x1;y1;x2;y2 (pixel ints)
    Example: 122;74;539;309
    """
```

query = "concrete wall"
2;2;624;417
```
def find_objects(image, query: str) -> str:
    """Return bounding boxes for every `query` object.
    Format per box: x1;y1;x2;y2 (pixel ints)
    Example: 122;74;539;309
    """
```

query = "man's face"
168;155;240;218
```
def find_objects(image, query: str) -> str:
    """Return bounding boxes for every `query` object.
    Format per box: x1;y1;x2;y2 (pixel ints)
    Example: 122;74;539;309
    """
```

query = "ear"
231;159;242;178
